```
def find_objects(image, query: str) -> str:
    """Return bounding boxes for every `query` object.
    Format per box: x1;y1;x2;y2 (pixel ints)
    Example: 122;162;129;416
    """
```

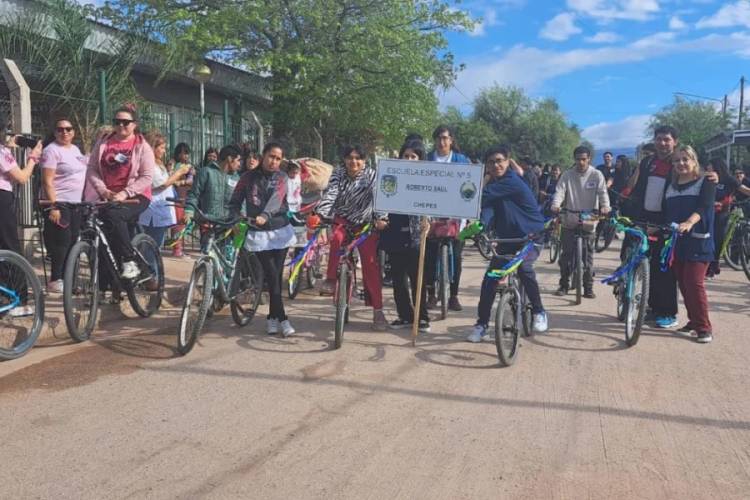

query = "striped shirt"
317;166;377;224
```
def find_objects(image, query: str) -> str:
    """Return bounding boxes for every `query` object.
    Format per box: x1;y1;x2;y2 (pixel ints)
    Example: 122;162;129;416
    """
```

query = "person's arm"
41;165;62;224
86;140;111;199
257;173;287;226
184;167;207;219
5;141;42;185
597;172;611;214
738;184;750;197
481;176;515;207
550;173;566;212
316;168;341;219
160;164;190;189
228;172;249;218
678;181;716;233
121;140;155;199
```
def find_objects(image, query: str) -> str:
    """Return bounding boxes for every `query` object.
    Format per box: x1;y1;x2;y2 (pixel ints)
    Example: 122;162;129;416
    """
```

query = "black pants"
424;238;463;298
387;249;429;323
647;236;678;317
256;248;288;321
0;190;27;303
43;207;81;281
559;227;595;290
98;195;149;262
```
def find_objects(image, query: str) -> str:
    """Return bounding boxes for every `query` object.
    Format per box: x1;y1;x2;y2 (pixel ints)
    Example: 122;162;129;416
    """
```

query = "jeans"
559;227;595;290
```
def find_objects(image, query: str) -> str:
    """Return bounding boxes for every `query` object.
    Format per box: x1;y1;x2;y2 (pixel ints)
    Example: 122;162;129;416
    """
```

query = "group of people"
0;109;743;345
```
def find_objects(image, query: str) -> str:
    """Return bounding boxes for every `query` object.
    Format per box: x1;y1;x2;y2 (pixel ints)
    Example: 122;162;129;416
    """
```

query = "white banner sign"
374;159;483;219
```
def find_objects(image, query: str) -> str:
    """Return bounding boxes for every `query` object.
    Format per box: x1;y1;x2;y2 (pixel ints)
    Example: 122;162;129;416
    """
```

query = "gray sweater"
551;166;610;230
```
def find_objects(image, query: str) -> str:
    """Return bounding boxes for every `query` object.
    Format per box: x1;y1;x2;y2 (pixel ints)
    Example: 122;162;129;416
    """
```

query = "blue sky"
442;0;750;152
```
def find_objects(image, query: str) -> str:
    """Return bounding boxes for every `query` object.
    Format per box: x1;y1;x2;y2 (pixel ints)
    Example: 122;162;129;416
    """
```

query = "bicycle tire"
63;240;99;342
126;234;164;318
477;236;493;261
724;229;743;270
625;259;649;347
333;264;349;349
519;280;533;337
740;227;750;282
439;243;449;320
548;234;559;264
615;281;626;322
0;251;44;360
494;290;519;367
177;260;212;355
574;237;583;305
230;251;262;327
595;221;615;253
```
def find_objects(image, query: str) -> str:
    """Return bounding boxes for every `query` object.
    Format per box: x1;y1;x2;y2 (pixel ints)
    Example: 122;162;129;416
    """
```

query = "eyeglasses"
112;119;135;127
55;127;74;133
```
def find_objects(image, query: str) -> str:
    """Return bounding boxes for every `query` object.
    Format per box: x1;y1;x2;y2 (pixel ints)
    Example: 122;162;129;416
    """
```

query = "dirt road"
2;246;749;499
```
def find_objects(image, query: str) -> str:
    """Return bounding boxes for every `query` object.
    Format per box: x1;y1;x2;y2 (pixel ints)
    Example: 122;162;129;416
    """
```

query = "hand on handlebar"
550;205;561;214
112;191;128;202
255;214;267;226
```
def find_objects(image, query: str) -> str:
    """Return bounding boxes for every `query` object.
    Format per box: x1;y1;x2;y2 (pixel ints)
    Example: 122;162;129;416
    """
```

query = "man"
467;145;548;342
735;168;750;217
518;157;540;200
596;151;615;189
184;144;242;225
425;125;470;311
551;145;610;299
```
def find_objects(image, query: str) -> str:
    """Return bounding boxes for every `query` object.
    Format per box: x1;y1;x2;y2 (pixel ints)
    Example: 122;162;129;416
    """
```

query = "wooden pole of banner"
412;216;430;346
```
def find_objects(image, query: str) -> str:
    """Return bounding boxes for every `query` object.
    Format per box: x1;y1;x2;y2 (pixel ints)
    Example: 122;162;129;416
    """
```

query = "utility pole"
739;76;745;130
723;94;728;121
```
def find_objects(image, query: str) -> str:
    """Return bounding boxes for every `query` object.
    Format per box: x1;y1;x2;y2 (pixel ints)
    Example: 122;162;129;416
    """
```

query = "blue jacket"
664;177;716;262
427;151;470;164
481;170;545;239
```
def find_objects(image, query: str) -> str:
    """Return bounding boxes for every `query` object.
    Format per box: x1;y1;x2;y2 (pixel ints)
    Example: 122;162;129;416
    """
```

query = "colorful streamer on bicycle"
600;218;649;285
485;241;535;280
167;220;195;248
287;227;323;284
339;223;372;256
659;225;679;272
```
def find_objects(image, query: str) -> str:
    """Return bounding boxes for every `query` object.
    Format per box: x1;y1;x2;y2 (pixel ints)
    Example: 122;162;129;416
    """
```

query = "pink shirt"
40;142;87;202
0;146;19;192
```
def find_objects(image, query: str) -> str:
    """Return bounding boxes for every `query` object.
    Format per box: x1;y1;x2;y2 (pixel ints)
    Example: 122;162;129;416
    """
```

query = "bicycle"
287;225;326;299
431;237;455;320
177;207;263;355
54;200;164;342
720;200;750;272
595;207;619;253
557;209;603;305
0;250;45;360
545;217;561;264
332;222;371;349
485;236;537;367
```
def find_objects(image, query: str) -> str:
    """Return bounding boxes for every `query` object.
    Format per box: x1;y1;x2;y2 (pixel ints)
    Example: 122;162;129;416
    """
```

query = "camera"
14;134;40;149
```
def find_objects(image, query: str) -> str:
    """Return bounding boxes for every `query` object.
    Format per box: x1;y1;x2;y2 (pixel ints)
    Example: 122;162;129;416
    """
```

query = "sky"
442;0;750;154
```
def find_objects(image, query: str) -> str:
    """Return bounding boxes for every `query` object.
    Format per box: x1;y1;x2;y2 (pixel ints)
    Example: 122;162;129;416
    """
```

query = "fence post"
169;111;177;154
98;70;107;125
223;99;230;144
250;111;264;153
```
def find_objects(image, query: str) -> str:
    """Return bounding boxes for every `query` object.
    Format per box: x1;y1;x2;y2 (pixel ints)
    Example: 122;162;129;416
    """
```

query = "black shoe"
696;331;713;344
426;295;438;310
554;287;568;297
677;324;693;334
389;318;410;330
583;290;596;299
418;320;431;333
448;296;462;311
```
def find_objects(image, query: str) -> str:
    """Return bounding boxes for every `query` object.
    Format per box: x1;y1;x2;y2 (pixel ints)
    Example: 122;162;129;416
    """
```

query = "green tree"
649;96;731;157
100;0;473;160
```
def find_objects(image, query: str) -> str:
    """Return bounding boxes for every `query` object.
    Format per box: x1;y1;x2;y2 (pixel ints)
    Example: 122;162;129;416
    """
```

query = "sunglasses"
55;127;74;133
112;118;135;127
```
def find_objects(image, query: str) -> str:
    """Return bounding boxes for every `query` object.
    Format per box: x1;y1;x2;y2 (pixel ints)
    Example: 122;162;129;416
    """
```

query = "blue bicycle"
0;250;44;360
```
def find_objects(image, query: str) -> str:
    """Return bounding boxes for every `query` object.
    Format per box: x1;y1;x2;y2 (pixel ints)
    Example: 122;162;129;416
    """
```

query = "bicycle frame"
199;226;243;304
0;286;20;313
334;223;371;305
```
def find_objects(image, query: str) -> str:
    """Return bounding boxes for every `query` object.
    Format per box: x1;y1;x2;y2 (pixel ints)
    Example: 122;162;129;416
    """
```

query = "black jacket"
229;168;290;230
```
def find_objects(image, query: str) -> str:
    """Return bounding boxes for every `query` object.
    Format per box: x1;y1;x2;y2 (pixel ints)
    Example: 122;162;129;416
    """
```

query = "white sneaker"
47;280;64;293
533;312;549;333
267;318;279;335
280;320;295;338
120;261;140;280
8;305;34;318
466;324;489;343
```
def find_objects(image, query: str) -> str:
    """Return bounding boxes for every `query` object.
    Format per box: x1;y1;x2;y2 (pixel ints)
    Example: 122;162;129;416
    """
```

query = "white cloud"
583;114;652;149
469;9;500;37
585;31;622;43
540;12;582;41
696;1;750;29
669;16;688;30
566;0;660;22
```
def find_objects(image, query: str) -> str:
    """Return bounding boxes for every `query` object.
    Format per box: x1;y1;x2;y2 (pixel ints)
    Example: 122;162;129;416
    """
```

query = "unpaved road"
2;245;749;499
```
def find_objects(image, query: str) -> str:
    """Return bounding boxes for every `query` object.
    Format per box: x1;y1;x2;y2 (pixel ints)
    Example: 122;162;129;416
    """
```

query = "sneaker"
448;296;462;311
280;320;295;338
655;316;678;329
47;279;64;294
466;324;489;343
532;312;549;333
676;324;694;334
120;261;140;280
319;280;334;296
172;248;184;258
389;318;411;330
554;286;568;297
8;305;34;318
373;310;388;331
426;295;438;310
583;290;596;299
267;318;279;335
418;320;431;333
696;331;713;344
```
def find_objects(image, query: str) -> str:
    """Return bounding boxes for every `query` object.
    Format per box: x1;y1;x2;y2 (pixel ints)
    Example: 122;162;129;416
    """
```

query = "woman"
317;144;388;330
40;118;87;293
202;147;218;168
704;157;750;277
379;140;430;332
244;151;260;173
665;145;716;344
229;142;296;337
139;131;189;249
169;142;194;257
86;104;154;280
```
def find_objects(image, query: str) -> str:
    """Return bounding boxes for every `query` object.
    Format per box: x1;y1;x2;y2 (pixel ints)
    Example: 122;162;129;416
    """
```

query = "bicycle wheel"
126;234;164;318
230;251;262;327
615;280;626;322
476;235;493;261
63;240;99;342
625;260;649;347
177;260;213;355
548;234;559;264
740;227;750;281
0;251;44;360
333;264;351;349
574;237;583;305
724;228;743;271
595;220;615;252
439;243;449;320
518;280;533;337
494;290;520;367
307;251;321;288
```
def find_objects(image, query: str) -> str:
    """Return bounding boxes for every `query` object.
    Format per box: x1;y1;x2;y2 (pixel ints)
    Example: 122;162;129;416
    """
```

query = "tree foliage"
441;85;582;165
99;0;473;160
0;0;147;148
648;96;732;156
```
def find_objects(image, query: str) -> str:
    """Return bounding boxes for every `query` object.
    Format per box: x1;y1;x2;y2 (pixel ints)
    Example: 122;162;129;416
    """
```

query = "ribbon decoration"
338;223;372;256
659;225;679;272
167;220;195;248
287;227;323;284
600;219;649;285
485;241;535;280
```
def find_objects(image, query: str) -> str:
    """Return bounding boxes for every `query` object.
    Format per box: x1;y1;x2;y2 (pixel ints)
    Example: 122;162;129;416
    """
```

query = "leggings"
98;195;149;262
43;206;81;281
256;248;288;321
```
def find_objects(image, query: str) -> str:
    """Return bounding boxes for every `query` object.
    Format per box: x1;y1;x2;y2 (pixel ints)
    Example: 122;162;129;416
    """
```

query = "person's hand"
255;214;267;226
183;213;193;225
678;221;694;233
29;140;43;160
706;171;719;183
177;164;192;177
550;205;560;214
420;218;431;232
101;189;115;201
600;207;611;216
49;208;61;224
714;201;722;211
374;219;388;231
113;191;128;202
